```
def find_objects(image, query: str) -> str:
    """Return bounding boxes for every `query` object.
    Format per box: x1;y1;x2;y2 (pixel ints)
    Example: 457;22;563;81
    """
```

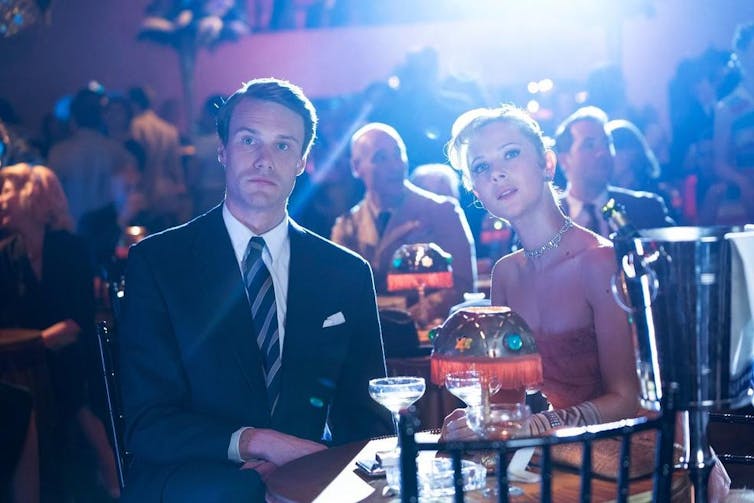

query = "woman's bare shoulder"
491;250;525;277
490;251;524;302
576;233;615;263
569;232;616;280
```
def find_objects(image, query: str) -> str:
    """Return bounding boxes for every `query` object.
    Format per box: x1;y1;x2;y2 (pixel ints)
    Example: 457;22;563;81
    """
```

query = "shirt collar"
222;203;289;266
566;188;609;215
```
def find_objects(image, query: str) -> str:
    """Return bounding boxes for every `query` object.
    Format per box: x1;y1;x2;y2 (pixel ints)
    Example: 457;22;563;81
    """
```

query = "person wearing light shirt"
119;78;392;503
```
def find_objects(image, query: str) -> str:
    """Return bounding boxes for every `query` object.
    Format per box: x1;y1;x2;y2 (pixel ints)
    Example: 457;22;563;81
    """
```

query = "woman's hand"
440;408;479;442
707;453;731;503
41;319;80;350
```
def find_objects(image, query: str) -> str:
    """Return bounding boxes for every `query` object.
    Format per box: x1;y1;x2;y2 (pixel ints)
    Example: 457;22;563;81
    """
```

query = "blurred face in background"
0;177;25;230
559;119;615;192
611;145;640;189
351;128;408;205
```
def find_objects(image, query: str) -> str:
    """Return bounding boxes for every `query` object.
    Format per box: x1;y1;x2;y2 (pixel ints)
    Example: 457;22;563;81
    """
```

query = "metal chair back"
95;320;130;490
398;411;677;503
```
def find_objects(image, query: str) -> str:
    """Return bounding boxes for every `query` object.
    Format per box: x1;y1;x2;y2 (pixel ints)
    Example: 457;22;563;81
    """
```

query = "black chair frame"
709;411;754;466
95;320;130;490
398;410;677;503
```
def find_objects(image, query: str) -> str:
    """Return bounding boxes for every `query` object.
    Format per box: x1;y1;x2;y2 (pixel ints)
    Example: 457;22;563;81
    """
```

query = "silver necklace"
523;217;574;259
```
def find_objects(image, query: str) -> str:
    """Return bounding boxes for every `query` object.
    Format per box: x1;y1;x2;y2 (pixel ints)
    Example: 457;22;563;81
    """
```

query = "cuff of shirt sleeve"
229;426;253;463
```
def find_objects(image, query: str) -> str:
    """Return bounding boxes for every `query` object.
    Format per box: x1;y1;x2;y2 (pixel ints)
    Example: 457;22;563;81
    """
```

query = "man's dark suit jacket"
561;185;675;232
119;205;392;500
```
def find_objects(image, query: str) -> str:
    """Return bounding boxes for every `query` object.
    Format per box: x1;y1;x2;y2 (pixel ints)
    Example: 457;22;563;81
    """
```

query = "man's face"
736;43;754;78
351;129;408;201
559;119;614;191
218;98;306;217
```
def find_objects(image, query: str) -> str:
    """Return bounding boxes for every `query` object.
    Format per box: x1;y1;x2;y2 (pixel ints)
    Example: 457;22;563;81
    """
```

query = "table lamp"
430;306;543;405
115;225;149;260
387;243;454;327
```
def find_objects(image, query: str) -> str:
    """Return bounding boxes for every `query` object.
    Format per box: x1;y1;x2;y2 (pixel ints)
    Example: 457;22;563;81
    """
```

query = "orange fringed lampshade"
387;243;454;292
430;306;543;390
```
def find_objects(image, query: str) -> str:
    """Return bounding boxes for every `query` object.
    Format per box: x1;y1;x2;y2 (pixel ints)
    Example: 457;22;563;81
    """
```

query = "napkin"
507;447;540;484
726;229;754;408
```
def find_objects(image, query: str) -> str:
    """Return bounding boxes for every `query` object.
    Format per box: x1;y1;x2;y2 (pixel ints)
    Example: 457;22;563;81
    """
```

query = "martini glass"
466;403;531;497
445;370;505;407
369;377;426;443
445;370;483;406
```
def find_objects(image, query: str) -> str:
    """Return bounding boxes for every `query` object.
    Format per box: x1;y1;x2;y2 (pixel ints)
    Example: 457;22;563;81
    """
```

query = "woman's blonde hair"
446;104;549;191
1;163;74;231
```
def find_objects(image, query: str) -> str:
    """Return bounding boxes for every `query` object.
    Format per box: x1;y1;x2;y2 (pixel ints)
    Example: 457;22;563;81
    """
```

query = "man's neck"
226;201;286;235
568;182;606;203
367;188;404;212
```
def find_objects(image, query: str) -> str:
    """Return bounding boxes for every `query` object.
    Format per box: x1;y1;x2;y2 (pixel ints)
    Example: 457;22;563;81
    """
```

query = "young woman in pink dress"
439;105;730;500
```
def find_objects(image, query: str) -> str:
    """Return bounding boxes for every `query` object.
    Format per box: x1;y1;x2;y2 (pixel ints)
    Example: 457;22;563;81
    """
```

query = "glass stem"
392;412;401;447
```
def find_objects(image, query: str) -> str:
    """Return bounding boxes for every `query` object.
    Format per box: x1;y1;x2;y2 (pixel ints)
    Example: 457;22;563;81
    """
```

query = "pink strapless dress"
534;325;604;410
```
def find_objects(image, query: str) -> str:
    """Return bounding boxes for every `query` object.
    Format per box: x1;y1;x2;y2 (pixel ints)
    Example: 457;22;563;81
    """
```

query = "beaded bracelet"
543;410;563;429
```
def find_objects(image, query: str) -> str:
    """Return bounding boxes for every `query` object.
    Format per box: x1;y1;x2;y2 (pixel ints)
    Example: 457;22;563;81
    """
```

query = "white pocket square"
322;312;346;328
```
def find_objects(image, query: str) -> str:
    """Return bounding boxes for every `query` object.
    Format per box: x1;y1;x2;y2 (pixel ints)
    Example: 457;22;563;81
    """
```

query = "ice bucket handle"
610;251;659;313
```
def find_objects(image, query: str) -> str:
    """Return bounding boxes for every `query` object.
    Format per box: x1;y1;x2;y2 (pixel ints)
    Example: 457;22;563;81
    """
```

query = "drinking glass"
368;377;426;441
444;370;483;406
445;371;504;406
466;403;531;496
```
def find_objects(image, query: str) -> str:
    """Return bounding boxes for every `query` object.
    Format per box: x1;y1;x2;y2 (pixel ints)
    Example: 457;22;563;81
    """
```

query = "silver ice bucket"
612;226;754;411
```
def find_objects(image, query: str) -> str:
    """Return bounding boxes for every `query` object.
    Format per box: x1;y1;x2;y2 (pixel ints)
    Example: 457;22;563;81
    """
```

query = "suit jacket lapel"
275;221;326;423
192;207;268;402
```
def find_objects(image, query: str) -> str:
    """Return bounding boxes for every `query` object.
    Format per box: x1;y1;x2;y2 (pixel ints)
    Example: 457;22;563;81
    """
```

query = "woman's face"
0;178;25;230
465;120;552;221
611;147;639;189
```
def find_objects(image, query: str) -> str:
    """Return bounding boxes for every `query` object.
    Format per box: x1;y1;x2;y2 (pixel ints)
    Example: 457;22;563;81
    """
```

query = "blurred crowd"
3;35;752;275
2;19;754;503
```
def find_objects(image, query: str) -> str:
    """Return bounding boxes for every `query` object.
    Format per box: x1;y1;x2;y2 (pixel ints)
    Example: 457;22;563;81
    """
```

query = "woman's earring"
472;195;486;210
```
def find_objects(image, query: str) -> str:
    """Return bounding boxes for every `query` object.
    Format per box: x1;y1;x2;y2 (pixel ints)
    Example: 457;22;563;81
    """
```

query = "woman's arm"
580;245;640;423
41;319;80;350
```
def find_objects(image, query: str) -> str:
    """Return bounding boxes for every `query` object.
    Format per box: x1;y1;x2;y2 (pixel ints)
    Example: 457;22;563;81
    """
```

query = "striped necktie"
242;237;281;413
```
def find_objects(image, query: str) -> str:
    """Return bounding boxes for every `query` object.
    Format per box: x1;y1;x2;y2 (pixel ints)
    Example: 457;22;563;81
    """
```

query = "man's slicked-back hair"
216;78;318;158
554;106;609;154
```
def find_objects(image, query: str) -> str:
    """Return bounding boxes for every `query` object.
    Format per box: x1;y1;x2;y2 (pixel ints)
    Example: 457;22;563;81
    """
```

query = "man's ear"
217;144;226;168
296;157;306;176
350;158;361;179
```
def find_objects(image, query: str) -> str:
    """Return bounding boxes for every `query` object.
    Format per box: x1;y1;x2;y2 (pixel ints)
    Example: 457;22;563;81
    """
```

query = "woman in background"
0;164;119;499
607;119;682;221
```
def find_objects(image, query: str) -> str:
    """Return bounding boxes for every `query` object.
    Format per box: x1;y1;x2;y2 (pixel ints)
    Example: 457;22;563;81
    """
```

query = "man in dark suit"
555;106;674;236
119;78;392;502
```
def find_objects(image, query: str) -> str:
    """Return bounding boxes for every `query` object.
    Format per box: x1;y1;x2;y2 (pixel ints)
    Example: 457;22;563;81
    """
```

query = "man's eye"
241;136;255;146
276;143;290;151
471;162;489;175
504;148;520;160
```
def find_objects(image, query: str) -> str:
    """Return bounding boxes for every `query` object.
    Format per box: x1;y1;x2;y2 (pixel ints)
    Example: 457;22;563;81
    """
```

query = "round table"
266;435;691;502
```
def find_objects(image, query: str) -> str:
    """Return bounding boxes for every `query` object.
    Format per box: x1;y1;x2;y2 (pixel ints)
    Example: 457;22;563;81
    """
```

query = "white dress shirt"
566;190;609;237
222;203;291;462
